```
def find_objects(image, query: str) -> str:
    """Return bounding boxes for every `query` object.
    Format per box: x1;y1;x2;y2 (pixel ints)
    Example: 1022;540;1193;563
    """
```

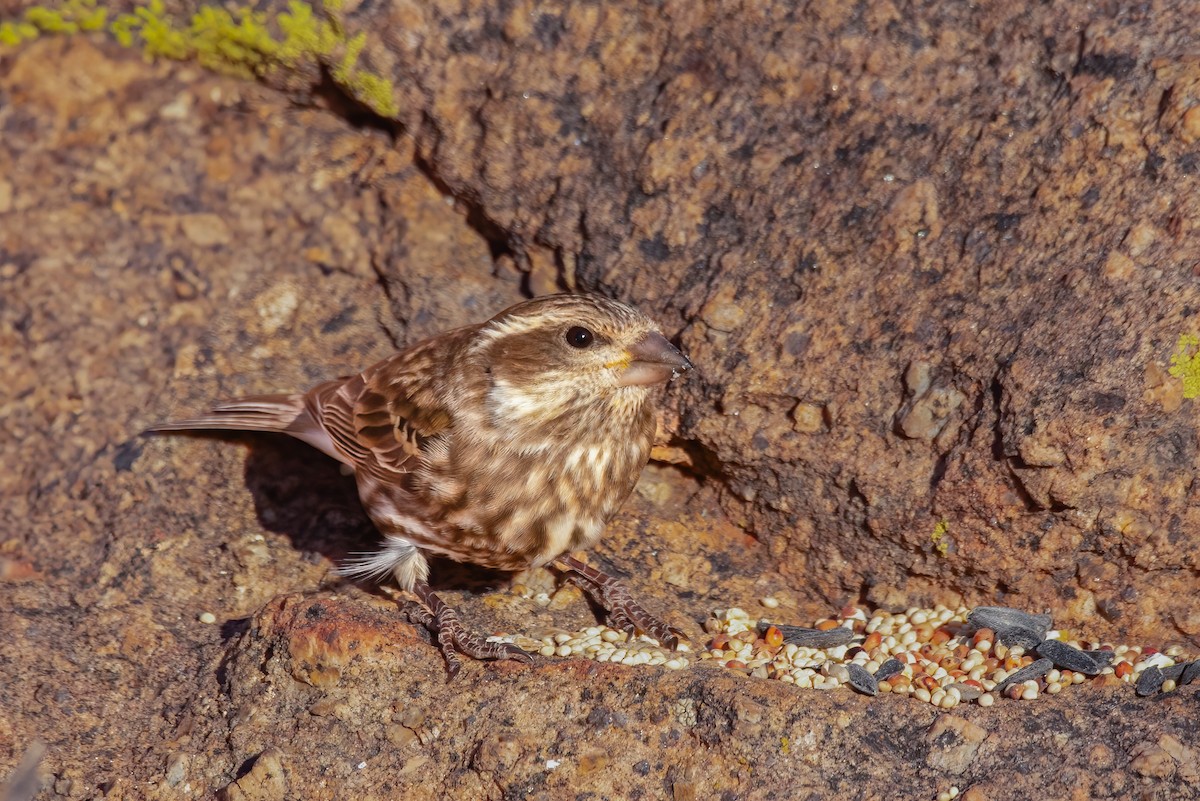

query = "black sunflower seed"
1136;666;1165;697
994;657;1054;696
768;624;856;649
967;607;1052;647
948;682;983;701
1082;649;1116;670
1160;663;1186;682
1036;639;1103;674
846;664;878;696
874;658;904;681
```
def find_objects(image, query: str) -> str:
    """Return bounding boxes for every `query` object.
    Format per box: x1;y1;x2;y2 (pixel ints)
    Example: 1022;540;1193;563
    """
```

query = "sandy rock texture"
2;0;1199;797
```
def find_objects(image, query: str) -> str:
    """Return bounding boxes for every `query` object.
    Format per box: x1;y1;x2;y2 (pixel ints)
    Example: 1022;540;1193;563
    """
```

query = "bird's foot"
410;583;533;680
556;555;684;649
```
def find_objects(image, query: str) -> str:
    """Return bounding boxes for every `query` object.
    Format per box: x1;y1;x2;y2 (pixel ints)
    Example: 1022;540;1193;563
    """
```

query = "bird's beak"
618;331;694;387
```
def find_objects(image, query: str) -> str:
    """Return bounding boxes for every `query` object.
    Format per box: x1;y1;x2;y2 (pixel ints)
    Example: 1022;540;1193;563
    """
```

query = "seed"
948;682;982;701
763;626;784;648
761;596;780;609
968;606;1052;641
1114;661;1133;679
994;657;1053;696
1136;666;1165;697
1036;639;1103;674
1162;679;1177;693
846;664;878;696
1161;663;1187;682
774;624;855;648
978;692;995;707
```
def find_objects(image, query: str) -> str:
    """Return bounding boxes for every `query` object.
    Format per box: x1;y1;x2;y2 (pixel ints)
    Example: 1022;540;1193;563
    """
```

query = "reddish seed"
816;620;841;632
1143;647;1158;656
840;605;860;619
1006;685;1024;700
1114;661;1133;679
931;627;952;646
953;644;970;659
764;626;783;648
863;632;883;651
963;679;984;691
711;634;729;650
973;628;995;646
726;659;746;669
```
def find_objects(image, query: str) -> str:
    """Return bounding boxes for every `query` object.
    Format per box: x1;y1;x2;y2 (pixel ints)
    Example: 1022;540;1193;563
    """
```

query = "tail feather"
146;394;307;434
147;393;345;464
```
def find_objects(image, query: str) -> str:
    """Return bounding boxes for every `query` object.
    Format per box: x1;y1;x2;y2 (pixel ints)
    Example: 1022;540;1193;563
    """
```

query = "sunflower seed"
1160;663;1186;682
846;664;878;696
1082;649;1116;670
770;624;855;648
1180;661;1200;686
874;658;904;681
967;606;1052;647
1036;639;1103;674
948;682;983;701
1136;666;1165;697
994;657;1054;695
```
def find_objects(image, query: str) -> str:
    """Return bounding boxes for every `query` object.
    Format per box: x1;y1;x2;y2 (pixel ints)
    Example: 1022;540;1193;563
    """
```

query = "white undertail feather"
337;535;430;591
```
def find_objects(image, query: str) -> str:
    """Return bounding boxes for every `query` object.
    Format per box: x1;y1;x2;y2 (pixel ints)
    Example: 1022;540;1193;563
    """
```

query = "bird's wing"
304;325;477;478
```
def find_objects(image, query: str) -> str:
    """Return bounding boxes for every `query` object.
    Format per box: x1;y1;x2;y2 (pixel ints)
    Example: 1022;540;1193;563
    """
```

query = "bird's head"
471;293;693;432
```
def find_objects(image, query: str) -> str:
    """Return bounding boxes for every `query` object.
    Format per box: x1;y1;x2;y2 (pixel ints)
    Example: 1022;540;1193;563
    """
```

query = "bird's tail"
147;394;308;435
147;388;348;464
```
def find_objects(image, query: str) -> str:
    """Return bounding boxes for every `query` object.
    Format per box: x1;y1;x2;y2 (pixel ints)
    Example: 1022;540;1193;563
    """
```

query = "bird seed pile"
492;602;1197;708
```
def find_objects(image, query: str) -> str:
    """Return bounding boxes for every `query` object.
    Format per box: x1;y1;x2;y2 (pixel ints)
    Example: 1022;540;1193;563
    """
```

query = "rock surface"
1;0;1199;797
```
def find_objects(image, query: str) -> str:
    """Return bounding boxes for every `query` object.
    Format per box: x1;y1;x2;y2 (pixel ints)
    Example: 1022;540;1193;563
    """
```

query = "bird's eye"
565;326;594;348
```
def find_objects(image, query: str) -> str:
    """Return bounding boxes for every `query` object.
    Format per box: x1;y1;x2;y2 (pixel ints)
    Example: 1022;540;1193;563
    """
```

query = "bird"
148;293;694;676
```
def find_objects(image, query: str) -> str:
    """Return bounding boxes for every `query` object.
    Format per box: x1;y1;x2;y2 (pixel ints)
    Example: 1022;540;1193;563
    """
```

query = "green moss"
2;0;398;115
331;31;399;116
0;21;41;45
930;520;950;557
1169;333;1200;399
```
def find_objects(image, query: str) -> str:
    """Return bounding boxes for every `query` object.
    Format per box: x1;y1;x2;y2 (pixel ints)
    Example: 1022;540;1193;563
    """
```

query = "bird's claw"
600;582;682;649
411;585;533;680
557;555;684;650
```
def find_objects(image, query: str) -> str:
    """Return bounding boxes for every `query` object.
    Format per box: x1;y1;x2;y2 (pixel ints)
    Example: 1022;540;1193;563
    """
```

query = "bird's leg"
555;554;683;649
410;582;533;680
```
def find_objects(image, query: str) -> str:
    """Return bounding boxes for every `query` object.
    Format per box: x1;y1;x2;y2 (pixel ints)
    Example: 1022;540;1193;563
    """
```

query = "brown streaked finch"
148;293;693;676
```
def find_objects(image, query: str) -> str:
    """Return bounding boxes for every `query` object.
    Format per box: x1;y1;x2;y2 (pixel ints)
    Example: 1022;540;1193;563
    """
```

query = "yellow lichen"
1;0;398;116
1168;333;1200;399
930;520;950;557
